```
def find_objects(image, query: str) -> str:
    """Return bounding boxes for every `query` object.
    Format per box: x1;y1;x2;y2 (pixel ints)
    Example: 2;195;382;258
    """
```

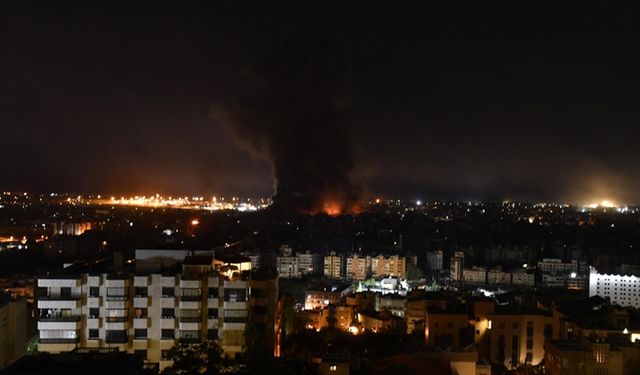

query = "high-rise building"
426;250;444;271
450;252;464;281
276;255;299;278
324;252;343;279
36;254;278;371
0;292;27;370
297;252;322;276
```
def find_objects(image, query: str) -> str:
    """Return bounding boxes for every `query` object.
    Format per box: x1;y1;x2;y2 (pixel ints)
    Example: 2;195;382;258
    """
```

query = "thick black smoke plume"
211;33;363;215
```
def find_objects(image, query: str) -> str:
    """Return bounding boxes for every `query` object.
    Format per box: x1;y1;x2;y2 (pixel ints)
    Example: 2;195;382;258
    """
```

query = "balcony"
223;301;247;310
161;297;177;308
179;300;201;310
133;318;149;329
87;296;102;307
38;316;82;330
37;296;82;309
133;296;149;308
37;276;81;288
179;321;202;331
39;338;80;344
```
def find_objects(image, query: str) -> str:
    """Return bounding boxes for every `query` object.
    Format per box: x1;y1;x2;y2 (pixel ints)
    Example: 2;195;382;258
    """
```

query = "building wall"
426;251;443;271
487;313;549;369
37;271;275;370
0;296;27;369
589;267;640;308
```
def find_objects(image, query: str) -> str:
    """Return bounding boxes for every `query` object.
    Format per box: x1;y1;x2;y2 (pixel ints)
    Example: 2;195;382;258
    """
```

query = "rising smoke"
211;33;364;215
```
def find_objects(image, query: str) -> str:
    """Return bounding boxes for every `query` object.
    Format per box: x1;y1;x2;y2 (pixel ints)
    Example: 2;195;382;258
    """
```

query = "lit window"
330;365;337;371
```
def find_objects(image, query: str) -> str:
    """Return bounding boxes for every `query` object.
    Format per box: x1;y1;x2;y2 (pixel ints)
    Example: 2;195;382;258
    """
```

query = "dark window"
89;308;99;318
60;287;71;299
180;309;201;322
511;335;519;366
89;287;100;297
134;308;147;319
161;308;175;318
224;288;247;302
447;322;454;328
89;329;99;339
162;287;175;297
134;349;147;358
161;329;175;339
526;321;534;337
105;330;127;343
134;329;148;339
498;335;505;363
208;287;219;298
208;329;218;339
161;350;170;359
526;338;533;350
134;287;147;297
208;308;218;318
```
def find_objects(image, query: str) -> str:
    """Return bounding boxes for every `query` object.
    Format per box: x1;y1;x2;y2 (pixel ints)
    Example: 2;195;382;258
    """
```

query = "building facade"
0;293;27;369
36;263;277;370
589;267;640;308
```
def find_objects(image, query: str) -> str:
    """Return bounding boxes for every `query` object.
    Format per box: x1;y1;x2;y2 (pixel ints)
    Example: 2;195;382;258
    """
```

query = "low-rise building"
463;267;486;284
487;308;551;369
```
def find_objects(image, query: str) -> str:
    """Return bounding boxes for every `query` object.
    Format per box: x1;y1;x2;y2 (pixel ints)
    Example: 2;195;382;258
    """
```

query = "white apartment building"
37;257;277;371
277;252;322;278
426;250;444;271
537;258;578;274
589;267;640;308
511;270;535;287
297;252;322;276
463;267;487;284
487;268;511;285
276;256;299;278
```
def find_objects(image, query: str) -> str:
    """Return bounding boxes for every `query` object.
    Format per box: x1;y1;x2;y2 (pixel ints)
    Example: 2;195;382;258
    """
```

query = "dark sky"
2;2;640;204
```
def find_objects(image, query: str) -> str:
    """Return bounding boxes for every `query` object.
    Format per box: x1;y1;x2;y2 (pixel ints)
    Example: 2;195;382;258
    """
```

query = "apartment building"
0;292;27;369
589;267;640;308
324;252;343;279
463;267;486;284
545;337;630;375
276;251;322;279
487;309;551;369
511;269;535;287
346;255;372;281
276;255;299;279
426;250;444;271
36;254;278;371
450;252;464;281
297;252;322;276
487;267;511;285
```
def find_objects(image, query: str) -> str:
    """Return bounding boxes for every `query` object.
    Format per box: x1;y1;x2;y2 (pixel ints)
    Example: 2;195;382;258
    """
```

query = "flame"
323;201;343;216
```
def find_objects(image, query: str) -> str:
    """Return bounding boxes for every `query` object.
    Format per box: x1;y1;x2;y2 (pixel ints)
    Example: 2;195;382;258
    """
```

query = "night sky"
2;2;640;204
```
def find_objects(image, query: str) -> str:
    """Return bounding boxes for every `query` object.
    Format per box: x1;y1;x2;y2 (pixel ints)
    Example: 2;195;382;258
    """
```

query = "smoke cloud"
211;33;364;215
